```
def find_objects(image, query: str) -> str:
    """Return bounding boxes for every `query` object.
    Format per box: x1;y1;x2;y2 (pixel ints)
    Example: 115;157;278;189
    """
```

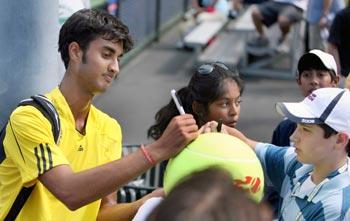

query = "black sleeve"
271;120;296;147
271;123;282;146
328;10;342;46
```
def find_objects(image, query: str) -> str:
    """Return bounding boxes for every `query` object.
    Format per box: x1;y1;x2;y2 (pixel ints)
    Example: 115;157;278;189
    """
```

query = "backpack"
0;94;61;221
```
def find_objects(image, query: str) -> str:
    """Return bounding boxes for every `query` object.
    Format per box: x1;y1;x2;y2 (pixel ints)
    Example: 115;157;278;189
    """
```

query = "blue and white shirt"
306;0;344;24
255;143;350;221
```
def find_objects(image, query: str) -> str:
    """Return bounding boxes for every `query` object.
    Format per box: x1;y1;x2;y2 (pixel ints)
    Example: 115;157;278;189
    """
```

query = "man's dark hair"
320;123;350;153
58;9;133;69
298;55;337;81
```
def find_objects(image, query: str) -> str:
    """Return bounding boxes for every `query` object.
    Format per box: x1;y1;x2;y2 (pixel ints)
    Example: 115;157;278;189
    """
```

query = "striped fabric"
255;143;350;221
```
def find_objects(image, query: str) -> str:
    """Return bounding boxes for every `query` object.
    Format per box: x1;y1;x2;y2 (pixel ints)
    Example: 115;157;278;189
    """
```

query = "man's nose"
108;58;119;74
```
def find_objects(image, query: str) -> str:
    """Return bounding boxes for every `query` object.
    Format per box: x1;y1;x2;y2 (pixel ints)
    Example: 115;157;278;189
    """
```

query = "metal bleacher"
196;5;255;69
196;4;305;79
239;20;305;80
183;20;228;50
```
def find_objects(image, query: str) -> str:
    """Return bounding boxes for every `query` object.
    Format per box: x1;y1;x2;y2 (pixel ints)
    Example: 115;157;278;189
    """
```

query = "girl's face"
204;79;242;128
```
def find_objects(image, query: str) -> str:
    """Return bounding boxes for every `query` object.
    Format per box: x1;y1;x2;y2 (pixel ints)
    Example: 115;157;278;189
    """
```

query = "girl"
148;62;244;140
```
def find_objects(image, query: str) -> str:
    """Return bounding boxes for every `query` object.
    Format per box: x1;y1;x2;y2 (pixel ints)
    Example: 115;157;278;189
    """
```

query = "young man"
0;9;199;221
272;49;339;147
216;87;350;220
267;49;339;217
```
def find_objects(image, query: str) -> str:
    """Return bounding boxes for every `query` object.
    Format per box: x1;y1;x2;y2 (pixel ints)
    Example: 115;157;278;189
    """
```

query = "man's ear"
335;133;349;150
332;75;340;87
296;77;301;86
68;42;83;63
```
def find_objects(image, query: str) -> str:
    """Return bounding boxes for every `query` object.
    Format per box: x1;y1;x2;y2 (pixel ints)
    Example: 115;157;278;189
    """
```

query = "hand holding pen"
171;89;185;115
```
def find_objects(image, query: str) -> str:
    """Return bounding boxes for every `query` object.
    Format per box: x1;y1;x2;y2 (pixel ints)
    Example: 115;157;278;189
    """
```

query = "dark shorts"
258;1;303;27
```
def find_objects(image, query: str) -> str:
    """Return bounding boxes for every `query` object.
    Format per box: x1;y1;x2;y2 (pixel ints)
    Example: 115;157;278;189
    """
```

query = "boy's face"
297;70;338;97
290;123;338;165
75;37;124;95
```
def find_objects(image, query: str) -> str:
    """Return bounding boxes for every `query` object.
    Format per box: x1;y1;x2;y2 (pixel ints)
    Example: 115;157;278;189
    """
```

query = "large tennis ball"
163;133;264;202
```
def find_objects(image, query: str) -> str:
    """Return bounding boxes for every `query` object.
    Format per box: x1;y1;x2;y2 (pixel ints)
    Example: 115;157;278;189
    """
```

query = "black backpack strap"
4;186;34;221
19;94;61;144
2;94;60;220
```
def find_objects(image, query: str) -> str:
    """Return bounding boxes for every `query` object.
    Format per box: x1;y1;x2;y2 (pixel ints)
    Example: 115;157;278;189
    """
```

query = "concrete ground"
94;21;302;146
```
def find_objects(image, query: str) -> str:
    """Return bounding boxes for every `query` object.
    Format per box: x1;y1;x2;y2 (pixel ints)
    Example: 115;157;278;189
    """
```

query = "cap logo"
301;119;315;123
307;93;317;101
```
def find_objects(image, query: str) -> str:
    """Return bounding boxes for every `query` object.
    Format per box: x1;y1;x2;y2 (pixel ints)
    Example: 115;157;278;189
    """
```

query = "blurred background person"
327;1;350;81
306;0;344;50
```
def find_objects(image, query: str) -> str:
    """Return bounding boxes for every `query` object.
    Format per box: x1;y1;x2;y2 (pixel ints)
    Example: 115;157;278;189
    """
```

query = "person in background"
107;0;119;16
177;0;231;48
228;0;268;19
192;0;231;22
306;0;344;50
58;0;91;25
247;0;308;52
272;49;339;147
0;9;198;221
327;1;350;80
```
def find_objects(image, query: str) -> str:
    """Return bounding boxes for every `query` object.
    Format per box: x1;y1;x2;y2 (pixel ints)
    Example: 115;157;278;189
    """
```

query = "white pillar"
0;1;61;126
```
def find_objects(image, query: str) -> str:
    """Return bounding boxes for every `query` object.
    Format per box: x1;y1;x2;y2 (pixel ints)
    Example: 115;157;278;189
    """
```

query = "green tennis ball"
163;133;264;202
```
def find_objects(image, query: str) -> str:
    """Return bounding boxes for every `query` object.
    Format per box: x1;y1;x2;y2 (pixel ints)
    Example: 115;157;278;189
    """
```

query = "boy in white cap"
214;87;350;220
267;49;340;216
272;49;339;147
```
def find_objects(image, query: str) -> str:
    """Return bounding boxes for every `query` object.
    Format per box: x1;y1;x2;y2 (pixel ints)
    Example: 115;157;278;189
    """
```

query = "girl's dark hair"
58;9;133;69
147;64;244;140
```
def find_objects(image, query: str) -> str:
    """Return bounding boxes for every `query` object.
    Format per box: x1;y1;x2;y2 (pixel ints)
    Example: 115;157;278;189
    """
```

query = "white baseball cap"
297;49;338;76
276;88;350;136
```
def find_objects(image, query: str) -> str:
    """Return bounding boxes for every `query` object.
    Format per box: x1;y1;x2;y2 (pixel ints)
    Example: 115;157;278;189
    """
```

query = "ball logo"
233;176;261;194
164;133;265;202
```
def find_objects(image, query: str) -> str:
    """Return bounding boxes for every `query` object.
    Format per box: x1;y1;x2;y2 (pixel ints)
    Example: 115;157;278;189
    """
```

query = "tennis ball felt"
163;133;264;202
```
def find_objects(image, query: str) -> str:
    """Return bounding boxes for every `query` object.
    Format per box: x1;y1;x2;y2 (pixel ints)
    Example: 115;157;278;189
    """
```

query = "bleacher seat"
183;19;228;50
197;5;255;68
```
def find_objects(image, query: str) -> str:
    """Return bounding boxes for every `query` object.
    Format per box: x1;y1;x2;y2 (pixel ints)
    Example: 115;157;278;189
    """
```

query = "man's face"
290;123;337;165
76;37;123;95
297;70;338;97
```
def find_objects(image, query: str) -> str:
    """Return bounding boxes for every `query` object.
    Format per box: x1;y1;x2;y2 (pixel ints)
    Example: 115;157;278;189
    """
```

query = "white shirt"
132;197;163;221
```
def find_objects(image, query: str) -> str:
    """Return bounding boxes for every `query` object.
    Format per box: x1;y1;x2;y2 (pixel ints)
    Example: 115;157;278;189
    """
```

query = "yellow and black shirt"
0;87;122;221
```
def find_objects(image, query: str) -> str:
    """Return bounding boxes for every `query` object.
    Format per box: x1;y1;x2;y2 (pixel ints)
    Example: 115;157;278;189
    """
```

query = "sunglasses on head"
197;62;239;76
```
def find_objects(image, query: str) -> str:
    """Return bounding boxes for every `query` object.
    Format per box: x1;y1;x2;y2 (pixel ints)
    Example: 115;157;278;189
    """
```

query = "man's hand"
148;114;198;162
